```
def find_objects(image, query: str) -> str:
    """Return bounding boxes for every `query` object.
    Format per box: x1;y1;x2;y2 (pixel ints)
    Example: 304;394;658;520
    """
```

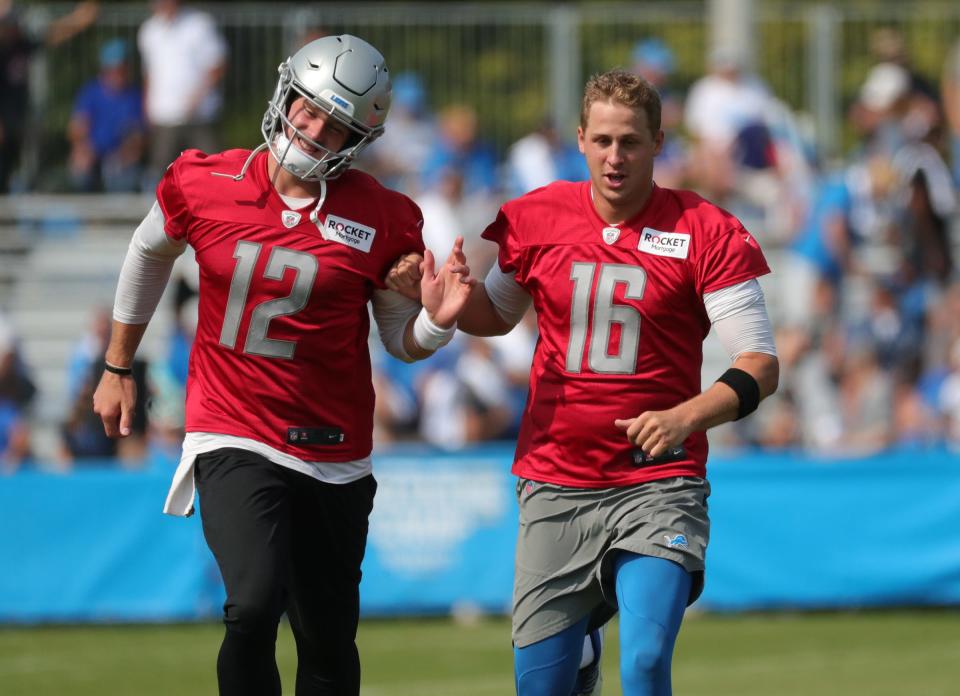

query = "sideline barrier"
2;445;958;623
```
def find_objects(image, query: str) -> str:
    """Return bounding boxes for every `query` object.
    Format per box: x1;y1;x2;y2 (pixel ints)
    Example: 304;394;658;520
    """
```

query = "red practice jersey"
483;182;770;487
157;149;424;461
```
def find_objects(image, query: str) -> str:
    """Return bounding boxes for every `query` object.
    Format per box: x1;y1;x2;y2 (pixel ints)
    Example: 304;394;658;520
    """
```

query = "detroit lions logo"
664;534;689;549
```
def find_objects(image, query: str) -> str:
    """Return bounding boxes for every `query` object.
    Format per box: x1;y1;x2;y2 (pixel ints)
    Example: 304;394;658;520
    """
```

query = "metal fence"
16;2;960;189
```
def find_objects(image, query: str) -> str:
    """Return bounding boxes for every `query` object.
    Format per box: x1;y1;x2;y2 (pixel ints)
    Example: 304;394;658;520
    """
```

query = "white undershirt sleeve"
371;289;421;363
703;279;778;361
483;264;532;328
113;201;187;324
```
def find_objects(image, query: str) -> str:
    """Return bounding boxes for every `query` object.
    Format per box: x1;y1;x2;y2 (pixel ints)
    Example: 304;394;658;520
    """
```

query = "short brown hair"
580;69;661;135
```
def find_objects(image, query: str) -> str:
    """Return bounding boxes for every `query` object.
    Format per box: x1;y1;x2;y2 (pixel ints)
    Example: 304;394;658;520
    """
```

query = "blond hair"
580;69;661;134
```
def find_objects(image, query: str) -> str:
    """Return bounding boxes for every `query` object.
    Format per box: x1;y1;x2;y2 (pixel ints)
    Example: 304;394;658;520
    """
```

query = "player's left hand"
385;252;424;301
420;236;477;328
614;408;692;459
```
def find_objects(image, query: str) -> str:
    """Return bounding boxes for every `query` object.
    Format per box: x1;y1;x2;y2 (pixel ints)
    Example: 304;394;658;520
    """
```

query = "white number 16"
565;262;646;375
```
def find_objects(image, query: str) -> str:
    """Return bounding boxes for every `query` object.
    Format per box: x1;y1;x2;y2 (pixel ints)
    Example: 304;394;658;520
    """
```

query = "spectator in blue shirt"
68;38;145;192
781;173;854;329
421;104;498;196
506;118;588;197
631;38;688;189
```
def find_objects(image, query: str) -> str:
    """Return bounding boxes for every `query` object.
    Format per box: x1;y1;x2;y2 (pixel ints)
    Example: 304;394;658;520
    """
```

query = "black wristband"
104;361;133;376
716;367;760;420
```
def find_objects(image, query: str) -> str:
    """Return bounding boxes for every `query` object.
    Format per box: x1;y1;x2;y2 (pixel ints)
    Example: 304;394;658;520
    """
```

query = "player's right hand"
421;237;477;328
93;371;137;438
614;406;692;460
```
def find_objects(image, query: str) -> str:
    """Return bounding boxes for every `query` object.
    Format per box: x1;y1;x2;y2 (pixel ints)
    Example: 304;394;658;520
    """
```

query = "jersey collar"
579;181;663;237
254;148;334;217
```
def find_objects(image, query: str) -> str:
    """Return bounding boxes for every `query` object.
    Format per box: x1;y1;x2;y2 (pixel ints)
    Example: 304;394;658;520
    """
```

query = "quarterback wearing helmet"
94;35;475;696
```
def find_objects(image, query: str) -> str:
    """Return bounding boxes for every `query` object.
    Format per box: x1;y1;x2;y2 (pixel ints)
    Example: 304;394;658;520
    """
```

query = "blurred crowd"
2;1;960;470
2;0;225;195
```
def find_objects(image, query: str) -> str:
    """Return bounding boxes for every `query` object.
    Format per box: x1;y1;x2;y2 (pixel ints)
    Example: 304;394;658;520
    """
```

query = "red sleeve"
695;226;770;295
373;196;426;289
481;208;522;274
154;159;193;242
404;199;426;256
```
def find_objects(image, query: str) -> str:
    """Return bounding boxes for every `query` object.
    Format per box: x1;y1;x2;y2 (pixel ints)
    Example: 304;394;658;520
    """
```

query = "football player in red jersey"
93;35;475;696
397;69;780;695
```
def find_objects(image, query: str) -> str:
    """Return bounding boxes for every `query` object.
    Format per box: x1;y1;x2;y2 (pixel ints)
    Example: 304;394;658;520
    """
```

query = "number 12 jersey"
157;148;424;463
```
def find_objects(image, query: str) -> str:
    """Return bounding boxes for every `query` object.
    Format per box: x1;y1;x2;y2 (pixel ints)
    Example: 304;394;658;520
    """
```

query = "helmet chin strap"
309;180;328;224
210;143;269;181
211;138;328;224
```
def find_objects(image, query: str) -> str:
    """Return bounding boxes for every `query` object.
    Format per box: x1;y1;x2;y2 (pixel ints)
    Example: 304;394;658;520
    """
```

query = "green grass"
1;610;958;695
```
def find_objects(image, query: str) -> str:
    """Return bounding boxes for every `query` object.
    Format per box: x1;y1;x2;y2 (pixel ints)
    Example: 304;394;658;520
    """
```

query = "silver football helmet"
262;35;391;181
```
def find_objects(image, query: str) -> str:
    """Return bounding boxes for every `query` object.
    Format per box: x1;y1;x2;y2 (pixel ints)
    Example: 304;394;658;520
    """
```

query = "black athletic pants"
194;448;376;696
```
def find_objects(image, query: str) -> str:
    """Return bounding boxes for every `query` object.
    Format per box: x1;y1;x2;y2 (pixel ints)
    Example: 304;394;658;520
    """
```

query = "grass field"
1;610;958;695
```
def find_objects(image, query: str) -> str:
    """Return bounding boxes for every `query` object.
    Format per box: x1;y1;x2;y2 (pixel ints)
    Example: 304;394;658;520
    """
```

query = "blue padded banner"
2;446;958;623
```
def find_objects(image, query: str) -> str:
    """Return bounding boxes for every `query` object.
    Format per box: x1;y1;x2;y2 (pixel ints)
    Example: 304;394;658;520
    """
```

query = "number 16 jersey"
482;181;769;487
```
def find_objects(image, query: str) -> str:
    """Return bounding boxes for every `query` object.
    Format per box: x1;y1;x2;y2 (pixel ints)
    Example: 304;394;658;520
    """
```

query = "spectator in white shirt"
138;0;226;188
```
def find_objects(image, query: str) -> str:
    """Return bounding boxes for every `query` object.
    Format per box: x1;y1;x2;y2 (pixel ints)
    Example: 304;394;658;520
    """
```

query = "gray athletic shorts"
512;476;710;648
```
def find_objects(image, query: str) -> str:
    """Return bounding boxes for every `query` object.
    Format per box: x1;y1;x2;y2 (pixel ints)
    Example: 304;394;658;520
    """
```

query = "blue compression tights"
513;553;691;696
615;553;691;695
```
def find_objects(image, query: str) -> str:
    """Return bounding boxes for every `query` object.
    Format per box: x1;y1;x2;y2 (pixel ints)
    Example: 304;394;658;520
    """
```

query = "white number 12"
219;241;318;359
